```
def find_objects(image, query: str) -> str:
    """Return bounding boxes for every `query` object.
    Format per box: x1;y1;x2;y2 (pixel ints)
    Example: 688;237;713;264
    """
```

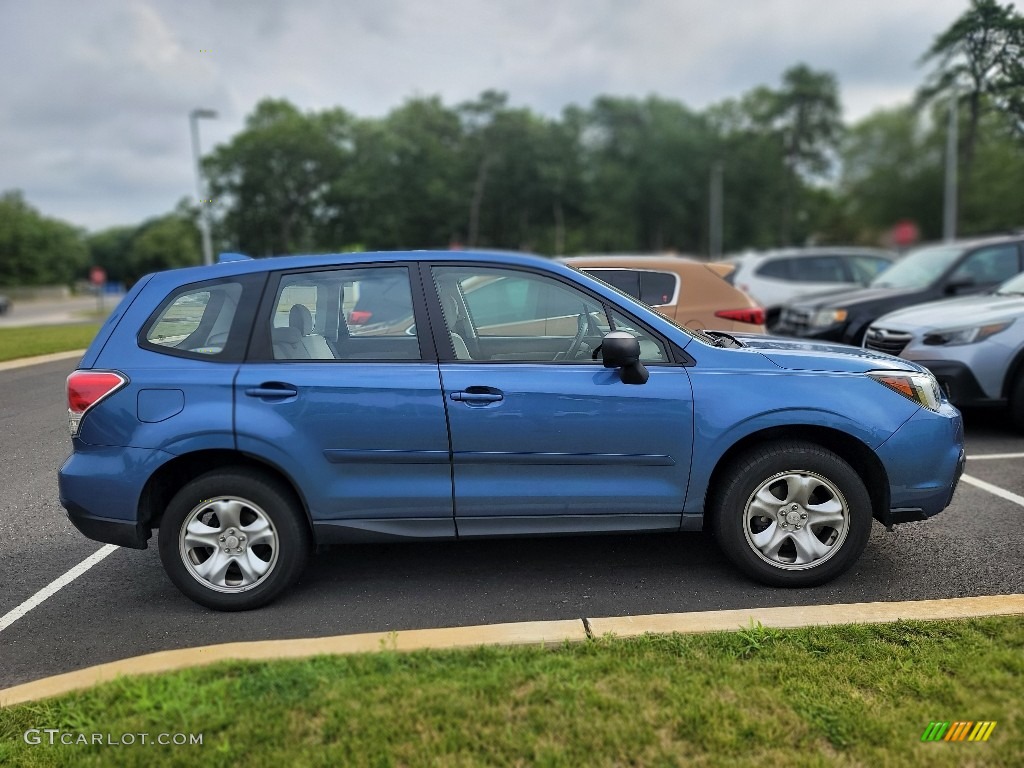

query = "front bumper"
875;401;965;526
911;360;998;408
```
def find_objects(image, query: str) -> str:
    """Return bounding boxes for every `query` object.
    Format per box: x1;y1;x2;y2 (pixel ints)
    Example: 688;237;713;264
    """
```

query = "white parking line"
960;474;1024;508
0;545;118;634
967;452;1024;461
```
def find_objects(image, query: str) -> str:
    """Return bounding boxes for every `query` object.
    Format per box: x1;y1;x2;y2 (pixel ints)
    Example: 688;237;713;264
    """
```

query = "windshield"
996;271;1024;295
869;245;964;289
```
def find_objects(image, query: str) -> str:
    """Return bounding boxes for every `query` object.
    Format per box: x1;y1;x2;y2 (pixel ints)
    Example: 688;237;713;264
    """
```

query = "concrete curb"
0;349;85;372
587;594;1024;637
2;595;1022;708
0;619;586;708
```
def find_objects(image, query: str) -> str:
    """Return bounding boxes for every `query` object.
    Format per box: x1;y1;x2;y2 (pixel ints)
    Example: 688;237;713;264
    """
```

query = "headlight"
922;321;1011;346
811;309;848;327
868;370;942;411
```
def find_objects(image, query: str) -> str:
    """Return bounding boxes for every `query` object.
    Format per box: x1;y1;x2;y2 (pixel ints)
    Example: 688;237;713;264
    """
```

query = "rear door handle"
245;383;298;398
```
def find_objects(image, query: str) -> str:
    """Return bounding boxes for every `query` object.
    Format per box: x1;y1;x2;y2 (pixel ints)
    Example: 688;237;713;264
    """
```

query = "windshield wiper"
704;330;744;348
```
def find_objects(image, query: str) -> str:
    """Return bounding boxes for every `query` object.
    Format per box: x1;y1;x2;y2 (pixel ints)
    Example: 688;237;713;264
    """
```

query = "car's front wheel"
710;441;872;587
1009;370;1024;432
158;468;311;610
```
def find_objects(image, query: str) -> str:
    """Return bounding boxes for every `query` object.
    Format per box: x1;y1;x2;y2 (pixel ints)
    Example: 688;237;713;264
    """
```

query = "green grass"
0;324;101;363
2;617;1022;766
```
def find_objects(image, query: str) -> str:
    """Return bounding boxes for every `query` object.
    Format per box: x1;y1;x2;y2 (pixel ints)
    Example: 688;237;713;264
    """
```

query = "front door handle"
450;387;504;404
245;383;298;399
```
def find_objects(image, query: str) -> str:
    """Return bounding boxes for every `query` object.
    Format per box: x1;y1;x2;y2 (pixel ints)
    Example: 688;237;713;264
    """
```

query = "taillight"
715;308;766;325
66;370;127;437
348;310;372;325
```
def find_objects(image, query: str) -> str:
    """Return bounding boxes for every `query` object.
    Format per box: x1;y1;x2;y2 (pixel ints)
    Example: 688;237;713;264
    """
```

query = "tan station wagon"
561;255;767;334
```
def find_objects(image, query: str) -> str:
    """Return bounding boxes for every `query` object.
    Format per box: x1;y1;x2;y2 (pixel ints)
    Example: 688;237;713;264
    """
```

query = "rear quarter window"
140;276;260;361
755;259;791;279
639;272;677;305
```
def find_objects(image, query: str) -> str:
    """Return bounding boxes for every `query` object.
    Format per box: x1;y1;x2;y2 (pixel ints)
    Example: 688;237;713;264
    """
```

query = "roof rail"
217;252;252;263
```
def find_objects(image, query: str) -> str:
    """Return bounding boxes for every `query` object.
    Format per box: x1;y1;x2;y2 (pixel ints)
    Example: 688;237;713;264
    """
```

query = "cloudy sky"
2;0;969;232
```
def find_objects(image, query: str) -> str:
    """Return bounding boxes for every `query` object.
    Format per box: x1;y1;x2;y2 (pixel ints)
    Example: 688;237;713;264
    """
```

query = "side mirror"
599;331;649;385
944;276;975;295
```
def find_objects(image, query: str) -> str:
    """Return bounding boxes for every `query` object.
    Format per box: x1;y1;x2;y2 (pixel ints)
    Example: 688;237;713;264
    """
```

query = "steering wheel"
566;309;599;360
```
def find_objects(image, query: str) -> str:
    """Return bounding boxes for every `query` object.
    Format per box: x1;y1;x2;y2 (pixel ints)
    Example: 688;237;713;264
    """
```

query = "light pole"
189;108;217;265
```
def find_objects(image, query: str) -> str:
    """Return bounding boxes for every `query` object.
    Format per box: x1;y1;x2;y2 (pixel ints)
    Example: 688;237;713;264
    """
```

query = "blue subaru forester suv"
60;251;965;610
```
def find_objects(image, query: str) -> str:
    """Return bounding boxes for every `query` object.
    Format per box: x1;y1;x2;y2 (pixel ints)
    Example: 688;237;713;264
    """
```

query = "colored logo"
921;721;997;742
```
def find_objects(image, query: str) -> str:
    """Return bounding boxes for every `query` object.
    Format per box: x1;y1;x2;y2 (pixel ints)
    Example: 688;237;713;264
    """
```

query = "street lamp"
189;108;218;265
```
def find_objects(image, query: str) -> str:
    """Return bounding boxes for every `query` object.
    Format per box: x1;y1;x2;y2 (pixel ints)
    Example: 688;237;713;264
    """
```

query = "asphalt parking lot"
1;358;1022;690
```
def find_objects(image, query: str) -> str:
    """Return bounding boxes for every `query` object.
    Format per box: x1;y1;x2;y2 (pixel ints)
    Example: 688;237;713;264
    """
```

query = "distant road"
0;294;122;328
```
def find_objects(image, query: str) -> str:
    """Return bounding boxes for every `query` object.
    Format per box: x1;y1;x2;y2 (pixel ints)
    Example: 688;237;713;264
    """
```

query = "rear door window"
582;269;676;306
266;267;421;361
792;256;846;283
584;269;641;300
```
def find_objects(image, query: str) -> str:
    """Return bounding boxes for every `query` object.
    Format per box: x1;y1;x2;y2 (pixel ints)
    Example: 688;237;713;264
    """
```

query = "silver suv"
864;270;1024;430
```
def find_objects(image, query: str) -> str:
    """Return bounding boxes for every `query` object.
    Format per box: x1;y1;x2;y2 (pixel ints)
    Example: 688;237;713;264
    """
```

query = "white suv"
726;248;896;328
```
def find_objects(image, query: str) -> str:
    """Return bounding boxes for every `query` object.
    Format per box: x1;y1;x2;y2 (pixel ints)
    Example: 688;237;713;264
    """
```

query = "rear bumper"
63;503;151;549
58;444;172;548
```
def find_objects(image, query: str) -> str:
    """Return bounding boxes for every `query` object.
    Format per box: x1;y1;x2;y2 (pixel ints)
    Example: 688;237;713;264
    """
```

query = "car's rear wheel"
158;468;311;610
710;441;872;587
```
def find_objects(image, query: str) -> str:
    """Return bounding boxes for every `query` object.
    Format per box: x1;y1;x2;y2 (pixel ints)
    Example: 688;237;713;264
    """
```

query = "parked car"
776;235;1024;345
865;270;1024;430
0;294;10;315
725;247;896;327
560;255;766;333
60;250;964;610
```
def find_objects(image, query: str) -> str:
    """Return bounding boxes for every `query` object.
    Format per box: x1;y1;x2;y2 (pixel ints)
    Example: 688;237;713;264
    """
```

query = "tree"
0;190;88;287
87;226;136;284
126;201;202;279
337;96;466;250
765;65;844;244
706;66;843;247
580;96;718;254
959;110;1024;233
838;107;944;241
918;0;1024;182
458;91;573;252
204;99;353;256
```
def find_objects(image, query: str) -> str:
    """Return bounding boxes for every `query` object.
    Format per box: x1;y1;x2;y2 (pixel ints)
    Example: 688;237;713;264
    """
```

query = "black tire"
1010;372;1024;433
710;441;872;587
158;468;311;610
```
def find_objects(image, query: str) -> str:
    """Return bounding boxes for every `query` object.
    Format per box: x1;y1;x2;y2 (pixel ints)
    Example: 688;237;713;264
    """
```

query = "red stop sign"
90;267;106;286
892;220;920;247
